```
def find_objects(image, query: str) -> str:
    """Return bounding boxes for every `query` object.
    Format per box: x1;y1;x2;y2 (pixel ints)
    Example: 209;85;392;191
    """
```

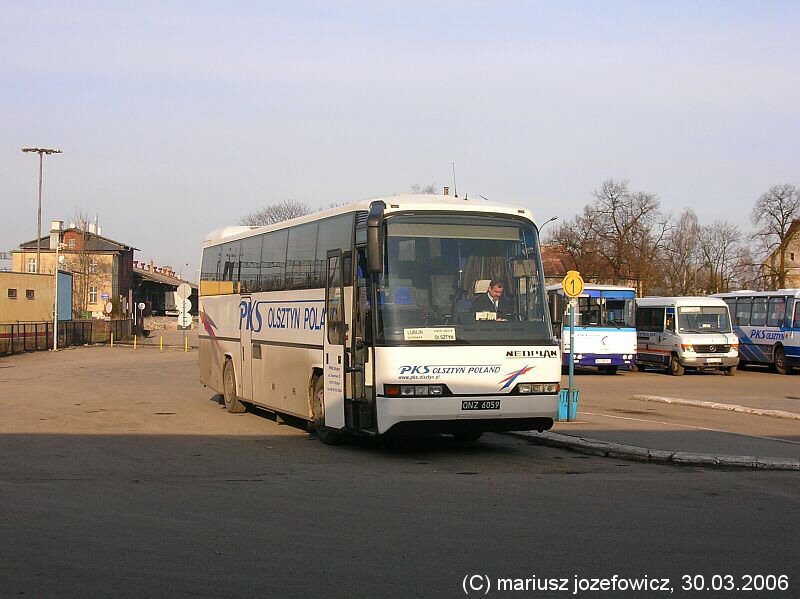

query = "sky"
2;1;798;282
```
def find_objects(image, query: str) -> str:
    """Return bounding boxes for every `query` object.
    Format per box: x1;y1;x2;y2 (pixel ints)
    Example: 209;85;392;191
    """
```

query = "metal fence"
0;319;132;357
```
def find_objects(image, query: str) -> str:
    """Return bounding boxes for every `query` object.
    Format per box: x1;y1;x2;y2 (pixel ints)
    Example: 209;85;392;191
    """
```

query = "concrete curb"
630;394;800;421
509;431;800;471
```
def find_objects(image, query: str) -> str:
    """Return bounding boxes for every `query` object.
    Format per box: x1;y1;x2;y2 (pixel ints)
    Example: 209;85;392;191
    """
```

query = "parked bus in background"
198;194;561;444
712;289;800;375
546;284;636;374
635;296;739;376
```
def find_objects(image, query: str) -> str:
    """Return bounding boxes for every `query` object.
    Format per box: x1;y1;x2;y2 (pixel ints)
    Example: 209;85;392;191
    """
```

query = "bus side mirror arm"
366;200;385;274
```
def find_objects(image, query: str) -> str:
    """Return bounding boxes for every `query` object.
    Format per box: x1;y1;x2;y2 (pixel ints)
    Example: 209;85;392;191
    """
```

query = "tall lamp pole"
21;147;62;273
539;215;558;235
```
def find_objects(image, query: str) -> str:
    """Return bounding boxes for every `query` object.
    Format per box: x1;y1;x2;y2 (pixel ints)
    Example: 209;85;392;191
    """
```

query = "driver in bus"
471;278;511;321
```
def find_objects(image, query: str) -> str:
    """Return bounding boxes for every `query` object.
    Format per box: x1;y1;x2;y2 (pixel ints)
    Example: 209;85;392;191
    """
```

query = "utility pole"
21;147;62;273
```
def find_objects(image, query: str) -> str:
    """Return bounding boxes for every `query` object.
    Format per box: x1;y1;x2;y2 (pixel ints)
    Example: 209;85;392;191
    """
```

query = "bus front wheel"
312;376;343;445
223;359;246;413
669;355;685;376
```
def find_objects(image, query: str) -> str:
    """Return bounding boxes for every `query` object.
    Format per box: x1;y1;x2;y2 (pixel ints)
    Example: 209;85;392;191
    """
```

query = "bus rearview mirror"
367;200;386;274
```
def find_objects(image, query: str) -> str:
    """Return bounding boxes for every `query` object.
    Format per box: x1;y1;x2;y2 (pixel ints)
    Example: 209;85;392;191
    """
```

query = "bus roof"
712;289;800;298
203;194;538;247
636;296;729;307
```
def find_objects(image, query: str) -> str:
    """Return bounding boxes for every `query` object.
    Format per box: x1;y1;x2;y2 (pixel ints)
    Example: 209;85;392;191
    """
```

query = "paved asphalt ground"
1;347;798;598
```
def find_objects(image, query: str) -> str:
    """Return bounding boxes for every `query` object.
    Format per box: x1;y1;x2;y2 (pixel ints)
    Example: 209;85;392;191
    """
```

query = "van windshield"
677;306;731;333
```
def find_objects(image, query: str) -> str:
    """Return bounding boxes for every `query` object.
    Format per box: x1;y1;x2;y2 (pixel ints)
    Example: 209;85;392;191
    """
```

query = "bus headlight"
385;384;448;397
512;383;559;395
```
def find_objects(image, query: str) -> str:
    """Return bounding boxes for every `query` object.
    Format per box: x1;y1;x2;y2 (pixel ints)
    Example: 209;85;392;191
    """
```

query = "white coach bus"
547;284;637;374
198;194;561;444
712;289;800;375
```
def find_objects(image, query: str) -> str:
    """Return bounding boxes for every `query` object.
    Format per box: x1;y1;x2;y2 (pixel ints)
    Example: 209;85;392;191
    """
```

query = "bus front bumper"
376;394;558;436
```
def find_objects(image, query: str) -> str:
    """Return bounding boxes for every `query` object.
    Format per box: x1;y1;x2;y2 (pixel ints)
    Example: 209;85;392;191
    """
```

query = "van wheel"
669;354;685;376
774;346;789;375
311;376;343;445
724;366;736;376
223;359;246;413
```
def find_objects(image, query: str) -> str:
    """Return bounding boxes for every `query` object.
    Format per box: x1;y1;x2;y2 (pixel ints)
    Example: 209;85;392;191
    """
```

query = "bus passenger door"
240;295;253;401
323;251;346;429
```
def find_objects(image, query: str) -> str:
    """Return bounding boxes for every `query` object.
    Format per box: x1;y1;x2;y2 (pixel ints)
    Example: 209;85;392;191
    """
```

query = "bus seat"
473;279;491;296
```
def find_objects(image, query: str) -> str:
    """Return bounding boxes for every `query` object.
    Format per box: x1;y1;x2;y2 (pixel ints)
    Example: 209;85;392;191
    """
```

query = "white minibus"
635;296;738;375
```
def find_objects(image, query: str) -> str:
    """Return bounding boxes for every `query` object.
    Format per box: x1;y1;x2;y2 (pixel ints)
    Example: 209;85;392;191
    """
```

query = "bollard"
134;335;137;350
184;337;188;353
160;336;163;352
111;333;114;348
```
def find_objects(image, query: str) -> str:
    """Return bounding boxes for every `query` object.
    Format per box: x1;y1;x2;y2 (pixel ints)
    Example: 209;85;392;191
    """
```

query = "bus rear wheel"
669;355;685;376
312;376;343;445
773;346;789;375
223;359;246;413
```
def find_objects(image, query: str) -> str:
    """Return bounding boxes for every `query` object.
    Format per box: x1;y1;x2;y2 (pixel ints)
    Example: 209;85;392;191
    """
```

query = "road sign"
137;302;146;311
177;298;192;313
177;312;192;328
104;301;114;314
176;283;192;301
562;270;584;298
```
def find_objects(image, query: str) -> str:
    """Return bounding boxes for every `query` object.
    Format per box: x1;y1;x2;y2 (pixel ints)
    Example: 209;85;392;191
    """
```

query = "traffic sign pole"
560;270;584;422
569;298;575;403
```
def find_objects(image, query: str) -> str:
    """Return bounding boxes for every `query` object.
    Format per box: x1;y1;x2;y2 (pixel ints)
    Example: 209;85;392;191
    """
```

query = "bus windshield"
678;306;731;333
375;215;551;345
576;294;635;328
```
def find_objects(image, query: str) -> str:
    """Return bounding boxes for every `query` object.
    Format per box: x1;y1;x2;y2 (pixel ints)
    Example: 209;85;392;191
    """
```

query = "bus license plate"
462;400;501;411
595;358;611;364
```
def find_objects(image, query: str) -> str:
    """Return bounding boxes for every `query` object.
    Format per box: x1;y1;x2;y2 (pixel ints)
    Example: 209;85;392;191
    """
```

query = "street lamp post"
539;215;558;235
21;147;62;274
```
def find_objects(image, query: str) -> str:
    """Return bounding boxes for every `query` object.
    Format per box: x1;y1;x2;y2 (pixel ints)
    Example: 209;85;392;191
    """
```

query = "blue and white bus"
546;284;637;374
198;194;562;444
713;289;800;375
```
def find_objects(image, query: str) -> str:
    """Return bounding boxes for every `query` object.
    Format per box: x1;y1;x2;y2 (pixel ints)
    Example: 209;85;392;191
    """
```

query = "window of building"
27;257;36;273
8;288;17;299
68;239;76;250
791;252;796;262
89;259;98;274
26;289;35;300
89;286;98;304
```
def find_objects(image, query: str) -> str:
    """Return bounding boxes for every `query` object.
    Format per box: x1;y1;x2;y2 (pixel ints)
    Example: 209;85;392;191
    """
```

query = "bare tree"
698;220;742;293
663;209;702;295
410;183;437;194
240;199;313;226
584;179;670;293
61;211;112;318
751;183;800;289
